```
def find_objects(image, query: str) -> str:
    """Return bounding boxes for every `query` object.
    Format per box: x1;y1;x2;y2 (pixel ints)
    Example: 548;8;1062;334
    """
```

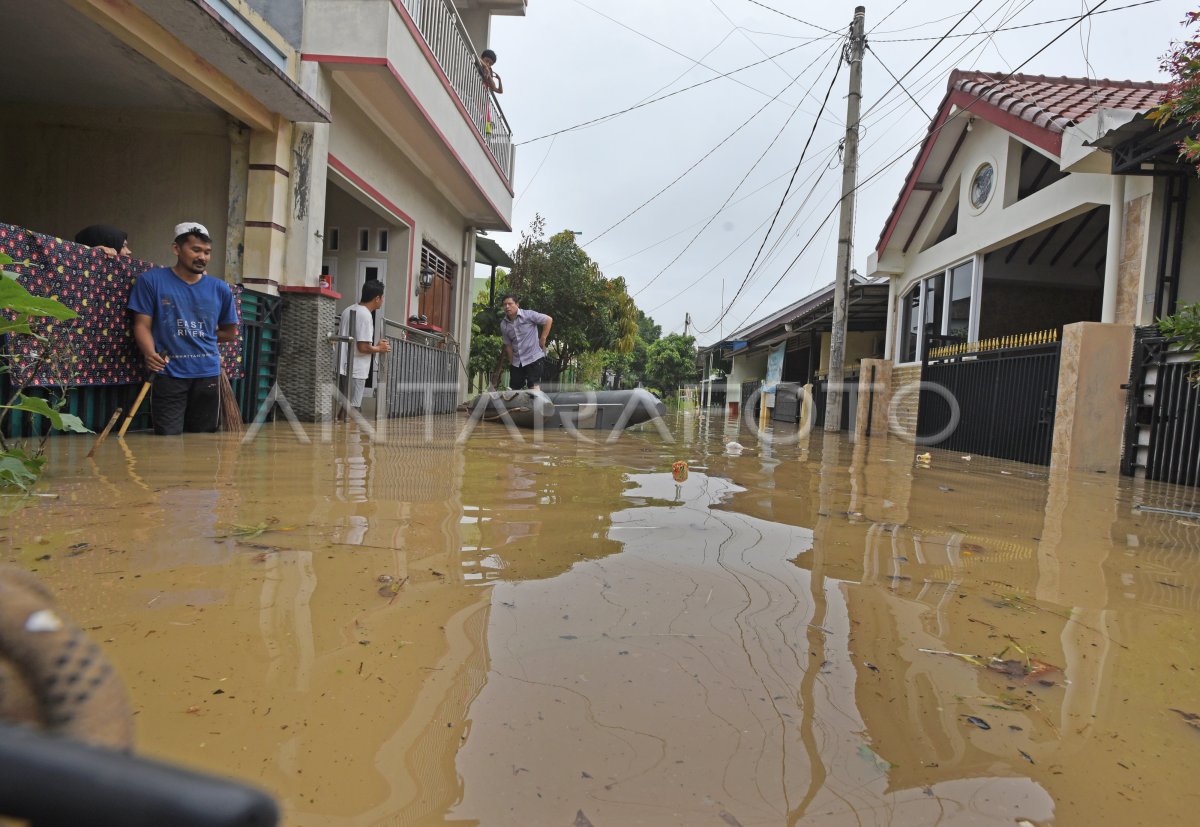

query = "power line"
693;41;848;334
741;0;843;35
871;0;1164;41
584;39;845;249
516;37;833;146
569;0;806;105
868;0;915;34
866;44;931;119
632;38;845;297
862;0;986;122
697;0;1120;336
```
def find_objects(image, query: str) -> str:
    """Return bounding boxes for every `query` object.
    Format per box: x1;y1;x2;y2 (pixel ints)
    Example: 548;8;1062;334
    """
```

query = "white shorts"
346;377;366;407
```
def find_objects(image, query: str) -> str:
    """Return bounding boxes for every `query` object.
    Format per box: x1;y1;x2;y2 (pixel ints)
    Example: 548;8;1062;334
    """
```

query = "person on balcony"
479;49;503;94
74;224;131;258
479;49;502;135
127;222;239;435
500;294;552;391
336;279;391;420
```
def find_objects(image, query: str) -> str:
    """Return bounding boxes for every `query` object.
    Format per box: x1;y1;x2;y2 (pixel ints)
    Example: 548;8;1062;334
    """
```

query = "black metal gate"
231;289;283;423
1122;326;1200;485
917;340;1060;465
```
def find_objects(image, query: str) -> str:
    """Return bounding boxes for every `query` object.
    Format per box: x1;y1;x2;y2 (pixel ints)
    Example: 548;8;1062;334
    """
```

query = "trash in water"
963;715;991;730
1170;708;1200;731
856;744;895;773
672;460;689;482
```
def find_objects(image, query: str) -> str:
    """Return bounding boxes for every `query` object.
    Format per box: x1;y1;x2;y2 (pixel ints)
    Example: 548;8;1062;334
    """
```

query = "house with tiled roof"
868;70;1168;361
858;69;1200;477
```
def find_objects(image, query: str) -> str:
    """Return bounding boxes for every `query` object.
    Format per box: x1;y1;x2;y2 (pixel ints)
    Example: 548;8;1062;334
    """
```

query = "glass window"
924;272;945;336
900;284;921;363
947;260;973;340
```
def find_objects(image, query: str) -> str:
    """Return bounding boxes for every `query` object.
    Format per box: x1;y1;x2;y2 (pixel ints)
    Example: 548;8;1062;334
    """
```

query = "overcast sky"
486;0;1187;345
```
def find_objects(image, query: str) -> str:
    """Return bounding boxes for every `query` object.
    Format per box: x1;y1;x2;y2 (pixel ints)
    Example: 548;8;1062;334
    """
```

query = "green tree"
0;253;90;492
1150;11;1200;172
644;333;698;393
506;216;640;379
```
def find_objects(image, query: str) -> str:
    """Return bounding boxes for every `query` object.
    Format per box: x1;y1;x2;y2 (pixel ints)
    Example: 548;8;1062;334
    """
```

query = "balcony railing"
399;0;514;181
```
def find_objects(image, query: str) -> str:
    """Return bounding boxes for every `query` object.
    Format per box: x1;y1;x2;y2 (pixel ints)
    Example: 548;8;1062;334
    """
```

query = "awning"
476;235;514;268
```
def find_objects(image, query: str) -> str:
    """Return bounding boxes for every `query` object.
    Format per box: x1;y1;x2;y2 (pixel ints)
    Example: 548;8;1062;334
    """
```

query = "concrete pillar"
277;289;339;421
1050;322;1134;473
225;120;250;284
883;276;896;360
284;61;333;291
854;358;892;440
1101;175;1126;323
243;119;294;291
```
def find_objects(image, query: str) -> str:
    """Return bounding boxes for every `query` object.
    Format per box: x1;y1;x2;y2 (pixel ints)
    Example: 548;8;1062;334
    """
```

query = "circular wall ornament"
969;162;995;209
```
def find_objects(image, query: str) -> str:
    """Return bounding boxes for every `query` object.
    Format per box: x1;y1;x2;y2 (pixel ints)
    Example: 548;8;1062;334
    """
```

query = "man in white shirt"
337;280;390;418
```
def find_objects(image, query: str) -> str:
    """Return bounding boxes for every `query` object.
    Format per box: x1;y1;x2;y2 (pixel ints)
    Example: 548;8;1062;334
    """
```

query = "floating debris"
1170;708;1200;731
672;460;689;482
917;645;1062;683
963;715;991;730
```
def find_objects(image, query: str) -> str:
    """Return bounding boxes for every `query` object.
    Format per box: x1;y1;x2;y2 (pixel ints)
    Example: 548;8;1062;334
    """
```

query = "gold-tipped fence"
928;328;1058;359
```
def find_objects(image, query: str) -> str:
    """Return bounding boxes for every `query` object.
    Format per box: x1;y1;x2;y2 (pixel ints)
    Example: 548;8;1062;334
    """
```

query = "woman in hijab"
74;225;131;258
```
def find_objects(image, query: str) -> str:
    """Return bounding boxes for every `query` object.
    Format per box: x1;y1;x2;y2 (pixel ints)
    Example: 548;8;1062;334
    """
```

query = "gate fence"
918;331;1061;465
383;322;460;417
1122;326;1200;485
230;289;282;423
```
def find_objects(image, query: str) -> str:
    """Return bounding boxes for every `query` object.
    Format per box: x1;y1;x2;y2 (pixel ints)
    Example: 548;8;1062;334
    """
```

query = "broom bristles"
218;370;243;434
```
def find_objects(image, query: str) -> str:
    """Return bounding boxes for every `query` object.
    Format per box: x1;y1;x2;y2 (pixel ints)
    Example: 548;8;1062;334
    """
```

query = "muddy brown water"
3;411;1200;826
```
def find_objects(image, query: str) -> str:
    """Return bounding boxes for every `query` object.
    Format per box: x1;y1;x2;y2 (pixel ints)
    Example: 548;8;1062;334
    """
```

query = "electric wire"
632;38;845;297
741;0;843;35
584;36;846;249
870;0;1164;41
570;0;804;104
865;44;932;119
868;0;915;34
515;36;835;146
696;0;1119;336
696;34;849;316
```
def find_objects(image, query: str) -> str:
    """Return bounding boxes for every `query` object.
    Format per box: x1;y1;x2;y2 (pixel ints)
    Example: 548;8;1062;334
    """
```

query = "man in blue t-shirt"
127;222;239;435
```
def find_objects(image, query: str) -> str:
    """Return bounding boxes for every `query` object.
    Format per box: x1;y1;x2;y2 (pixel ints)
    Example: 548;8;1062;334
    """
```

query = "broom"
217;368;243;434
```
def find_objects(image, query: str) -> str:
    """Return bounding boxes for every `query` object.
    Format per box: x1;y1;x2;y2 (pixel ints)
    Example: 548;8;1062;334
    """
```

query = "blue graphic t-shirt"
128;267;237;379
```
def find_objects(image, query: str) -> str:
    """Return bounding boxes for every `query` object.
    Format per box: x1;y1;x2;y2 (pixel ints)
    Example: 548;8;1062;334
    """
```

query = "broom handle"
86;407;124;458
118;382;151;438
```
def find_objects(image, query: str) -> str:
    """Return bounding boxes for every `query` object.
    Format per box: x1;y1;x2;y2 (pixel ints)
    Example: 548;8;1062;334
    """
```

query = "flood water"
3;410;1200;826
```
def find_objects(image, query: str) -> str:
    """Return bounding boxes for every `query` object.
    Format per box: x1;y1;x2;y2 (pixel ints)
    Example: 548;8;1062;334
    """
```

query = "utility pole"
824;6;865;432
684;312;692;338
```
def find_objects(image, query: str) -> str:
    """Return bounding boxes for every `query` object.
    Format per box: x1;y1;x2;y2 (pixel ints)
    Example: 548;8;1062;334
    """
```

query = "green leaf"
0;252;12;266
0;276;77;320
0;395;92;433
0;318;34;336
0;455;39;491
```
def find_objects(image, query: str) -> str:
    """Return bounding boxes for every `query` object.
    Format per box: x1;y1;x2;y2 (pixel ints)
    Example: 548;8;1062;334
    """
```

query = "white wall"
323;183;410;324
725;349;769;414
0;105;231;273
878;120;1113;299
327;86;470;329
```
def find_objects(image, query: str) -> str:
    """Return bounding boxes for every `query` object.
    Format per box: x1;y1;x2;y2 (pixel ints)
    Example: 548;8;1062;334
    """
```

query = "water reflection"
1;414;1199;825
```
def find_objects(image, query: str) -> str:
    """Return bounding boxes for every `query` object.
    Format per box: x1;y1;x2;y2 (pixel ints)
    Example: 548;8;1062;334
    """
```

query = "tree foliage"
0;253;90;492
1150;11;1200;172
644;333;698;392
505;216;640;377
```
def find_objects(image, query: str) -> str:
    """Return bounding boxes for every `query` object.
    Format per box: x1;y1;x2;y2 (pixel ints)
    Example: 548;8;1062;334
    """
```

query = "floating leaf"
963;715;991;730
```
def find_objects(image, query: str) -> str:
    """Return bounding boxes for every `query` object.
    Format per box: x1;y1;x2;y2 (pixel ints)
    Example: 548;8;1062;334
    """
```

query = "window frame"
894;254;981;364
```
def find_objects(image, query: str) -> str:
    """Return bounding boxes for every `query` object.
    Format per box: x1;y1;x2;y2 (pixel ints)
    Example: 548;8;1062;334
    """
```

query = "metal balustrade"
382;320;461;417
398;0;514;180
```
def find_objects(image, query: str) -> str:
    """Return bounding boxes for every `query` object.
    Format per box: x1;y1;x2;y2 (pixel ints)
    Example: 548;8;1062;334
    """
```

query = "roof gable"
874;71;1166;259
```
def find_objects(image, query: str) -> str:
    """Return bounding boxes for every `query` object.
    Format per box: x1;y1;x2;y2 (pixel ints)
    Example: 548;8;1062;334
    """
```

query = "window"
896;257;977;363
359;229;370;252
418;243;456;332
378;229;389;253
327;227;339;252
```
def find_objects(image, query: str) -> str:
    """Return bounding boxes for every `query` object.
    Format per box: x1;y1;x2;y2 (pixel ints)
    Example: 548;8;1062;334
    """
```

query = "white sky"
487;0;1187;345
